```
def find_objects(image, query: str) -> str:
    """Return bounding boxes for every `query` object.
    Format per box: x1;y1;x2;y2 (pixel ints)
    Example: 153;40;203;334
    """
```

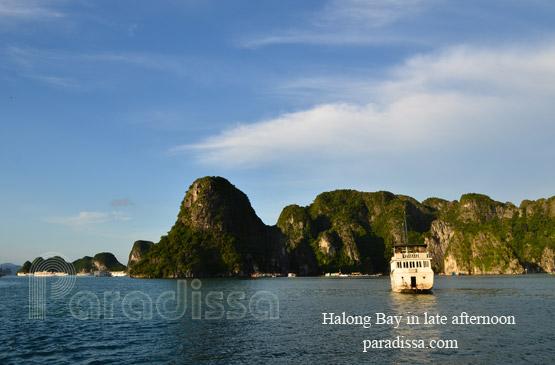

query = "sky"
2;0;555;265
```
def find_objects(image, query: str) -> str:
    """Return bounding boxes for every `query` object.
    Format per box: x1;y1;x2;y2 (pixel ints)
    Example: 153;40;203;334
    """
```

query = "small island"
17;252;127;277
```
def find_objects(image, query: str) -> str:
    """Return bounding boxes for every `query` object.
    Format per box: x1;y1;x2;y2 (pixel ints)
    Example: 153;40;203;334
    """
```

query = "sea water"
1;275;554;364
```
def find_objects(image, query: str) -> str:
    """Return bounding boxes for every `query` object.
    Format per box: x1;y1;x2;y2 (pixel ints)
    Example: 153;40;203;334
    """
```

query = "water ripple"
0;275;554;363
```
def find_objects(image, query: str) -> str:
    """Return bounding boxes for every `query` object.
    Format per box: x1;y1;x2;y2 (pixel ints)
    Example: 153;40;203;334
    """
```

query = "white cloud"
45;211;109;227
111;211;132;221
182;43;555;169
241;0;427;48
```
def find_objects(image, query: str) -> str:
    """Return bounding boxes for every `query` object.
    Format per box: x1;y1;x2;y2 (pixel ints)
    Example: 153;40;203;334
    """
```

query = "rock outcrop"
73;252;126;273
127;240;154;268
129;177;288;278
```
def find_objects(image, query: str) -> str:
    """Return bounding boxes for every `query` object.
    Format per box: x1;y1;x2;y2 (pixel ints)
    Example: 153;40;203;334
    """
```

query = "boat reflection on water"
384;291;447;360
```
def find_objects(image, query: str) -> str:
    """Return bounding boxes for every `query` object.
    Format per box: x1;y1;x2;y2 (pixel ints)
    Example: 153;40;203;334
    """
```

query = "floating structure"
94;270;112;277
110;271;128;277
250;272;284;278
17;271;69;277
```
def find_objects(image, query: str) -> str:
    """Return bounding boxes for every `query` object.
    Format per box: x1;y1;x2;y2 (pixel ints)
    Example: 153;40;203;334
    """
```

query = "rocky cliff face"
129;177;288;278
127;240;154;268
425;195;555;274
277;190;436;274
129;176;555;277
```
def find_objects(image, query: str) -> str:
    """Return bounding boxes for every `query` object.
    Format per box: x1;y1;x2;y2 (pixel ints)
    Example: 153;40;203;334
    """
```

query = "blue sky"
2;0;555;265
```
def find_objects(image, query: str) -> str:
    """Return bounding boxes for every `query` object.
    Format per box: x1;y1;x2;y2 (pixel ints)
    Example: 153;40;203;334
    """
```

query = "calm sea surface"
1;275;554;364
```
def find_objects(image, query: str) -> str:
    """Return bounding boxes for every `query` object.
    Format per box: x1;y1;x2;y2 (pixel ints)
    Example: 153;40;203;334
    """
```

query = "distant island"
0;263;22;276
127;176;555;278
17;252;126;275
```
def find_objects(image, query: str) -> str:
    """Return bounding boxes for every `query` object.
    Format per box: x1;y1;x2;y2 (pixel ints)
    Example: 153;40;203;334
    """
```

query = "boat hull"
390;269;433;294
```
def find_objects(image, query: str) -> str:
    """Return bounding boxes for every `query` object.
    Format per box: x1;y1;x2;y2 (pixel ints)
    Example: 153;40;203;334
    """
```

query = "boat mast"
401;210;411;254
403;210;409;245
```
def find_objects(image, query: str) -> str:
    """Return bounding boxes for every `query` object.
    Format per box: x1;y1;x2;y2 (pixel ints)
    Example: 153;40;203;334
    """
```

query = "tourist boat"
110;271;128;277
390;214;433;293
94;270;112;277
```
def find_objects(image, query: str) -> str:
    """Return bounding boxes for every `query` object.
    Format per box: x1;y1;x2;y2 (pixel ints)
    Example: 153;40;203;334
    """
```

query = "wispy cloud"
110;197;135;207
111;211;132;221
25;73;85;89
45;210;131;227
180;42;555;169
241;0;428;48
2;45;195;89
0;0;64;20
45;211;109;227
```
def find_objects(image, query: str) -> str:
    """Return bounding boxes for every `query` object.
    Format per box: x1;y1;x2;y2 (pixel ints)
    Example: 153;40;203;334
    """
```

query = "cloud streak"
241;0;428;48
45;211;109;227
182;42;555;169
45;211;131;227
0;0;64;20
2;45;197;89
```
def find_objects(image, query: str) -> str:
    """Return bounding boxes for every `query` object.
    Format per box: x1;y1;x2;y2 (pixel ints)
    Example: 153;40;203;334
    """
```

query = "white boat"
32;271;53;277
94;270;112;277
390;214;433;293
110;271;128;277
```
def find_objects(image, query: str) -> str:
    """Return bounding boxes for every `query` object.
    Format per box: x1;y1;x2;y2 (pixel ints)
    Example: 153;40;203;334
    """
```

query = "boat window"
424;261;429;267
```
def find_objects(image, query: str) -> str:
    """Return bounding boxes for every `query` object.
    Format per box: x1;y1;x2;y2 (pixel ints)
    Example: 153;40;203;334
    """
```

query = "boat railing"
394;252;430;259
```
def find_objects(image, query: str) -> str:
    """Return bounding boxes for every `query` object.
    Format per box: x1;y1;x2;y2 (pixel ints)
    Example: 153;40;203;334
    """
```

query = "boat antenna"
403;209;409;245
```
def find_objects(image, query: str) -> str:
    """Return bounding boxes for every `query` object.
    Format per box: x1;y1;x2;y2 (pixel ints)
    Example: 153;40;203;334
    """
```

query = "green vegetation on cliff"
72;253;126;273
129;177;287;278
278;189;436;275
18;253;126;274
17;261;32;274
129;176;555;277
17;256;73;274
73;256;95;273
433;195;555;274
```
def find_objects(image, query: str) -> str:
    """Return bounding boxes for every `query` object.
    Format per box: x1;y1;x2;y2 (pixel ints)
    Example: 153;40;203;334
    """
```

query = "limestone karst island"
126;176;555;278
